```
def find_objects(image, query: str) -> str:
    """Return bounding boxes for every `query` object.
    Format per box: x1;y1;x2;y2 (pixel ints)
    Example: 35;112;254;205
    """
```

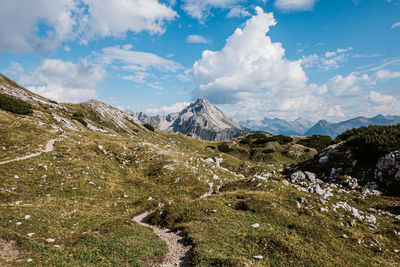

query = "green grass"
1;100;400;266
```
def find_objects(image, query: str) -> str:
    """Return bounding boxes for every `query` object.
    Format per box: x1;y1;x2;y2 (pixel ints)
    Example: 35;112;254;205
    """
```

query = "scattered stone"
24;215;31;220
290;171;306;183
319;155;329;164
14;175;19;179
27;233;35;237
27;258;33;262
341;234;348;239
253;255;263;260
282;180;289;186
148;196;153;201
16;222;22;225
304;171;316;183
251;223;260;228
46;238;55;243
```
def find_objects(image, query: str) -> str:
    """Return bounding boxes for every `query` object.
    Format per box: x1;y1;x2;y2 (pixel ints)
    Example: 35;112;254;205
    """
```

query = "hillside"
0;73;400;266
306;115;400;138
133;98;250;141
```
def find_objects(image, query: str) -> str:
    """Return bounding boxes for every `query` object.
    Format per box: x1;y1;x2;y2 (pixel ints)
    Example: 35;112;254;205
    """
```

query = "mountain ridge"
132;97;250;141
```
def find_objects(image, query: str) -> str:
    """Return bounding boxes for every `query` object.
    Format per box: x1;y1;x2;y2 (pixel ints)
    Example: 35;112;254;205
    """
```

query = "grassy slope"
0;98;399;266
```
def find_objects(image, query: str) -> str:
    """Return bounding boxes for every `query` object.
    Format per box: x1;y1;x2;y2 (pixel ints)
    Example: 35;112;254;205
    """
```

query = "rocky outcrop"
296;142;400;195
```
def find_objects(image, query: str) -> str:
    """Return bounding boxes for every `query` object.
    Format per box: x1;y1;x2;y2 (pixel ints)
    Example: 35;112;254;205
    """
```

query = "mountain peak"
193;97;212;107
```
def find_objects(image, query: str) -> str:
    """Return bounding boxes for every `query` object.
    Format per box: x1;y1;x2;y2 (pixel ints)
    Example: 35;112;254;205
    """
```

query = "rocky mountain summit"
133;97;250;141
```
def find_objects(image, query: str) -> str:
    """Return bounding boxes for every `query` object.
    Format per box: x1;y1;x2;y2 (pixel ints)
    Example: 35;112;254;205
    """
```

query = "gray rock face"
375;151;400;184
132;98;249;141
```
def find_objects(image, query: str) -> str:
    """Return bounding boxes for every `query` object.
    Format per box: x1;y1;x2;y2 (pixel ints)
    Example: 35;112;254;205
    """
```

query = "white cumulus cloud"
0;0;177;53
192;7;308;104
78;0;177;43
226;6;251;18
0;0;77;53
20;59;105;103
147;102;191;115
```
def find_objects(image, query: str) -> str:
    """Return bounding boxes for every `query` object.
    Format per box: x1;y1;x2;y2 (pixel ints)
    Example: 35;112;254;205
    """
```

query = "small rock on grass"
253;255;263;260
252;223;260;228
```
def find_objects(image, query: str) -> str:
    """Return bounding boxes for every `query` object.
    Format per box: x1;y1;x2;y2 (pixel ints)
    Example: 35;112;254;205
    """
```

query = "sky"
1;0;400;123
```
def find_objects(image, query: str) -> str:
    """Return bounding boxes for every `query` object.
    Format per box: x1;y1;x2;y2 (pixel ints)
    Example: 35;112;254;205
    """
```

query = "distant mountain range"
240;117;314;136
306;115;400;138
241;115;400;138
132;98;250;141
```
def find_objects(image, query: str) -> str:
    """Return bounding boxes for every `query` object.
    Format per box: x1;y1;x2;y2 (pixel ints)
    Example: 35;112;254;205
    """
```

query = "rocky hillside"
306;115;400;138
1;73;400;266
133;97;250;141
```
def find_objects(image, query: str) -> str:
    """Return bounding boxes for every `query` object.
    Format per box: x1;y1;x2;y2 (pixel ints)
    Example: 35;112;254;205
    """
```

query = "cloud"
392;22;400;29
301;47;353;70
186;34;210;44
375;69;400;81
369;91;396;105
19;59;105;103
274;0;318;11
147;82;163;90
78;0;177;43
0;0;77;53
121;72;150;83
0;0;177;53
100;45;183;73
64;45;71;52
327;105;345;118
226;6;251;18
192;7;308;105
181;0;244;21
146;102;191;114
327;72;372;96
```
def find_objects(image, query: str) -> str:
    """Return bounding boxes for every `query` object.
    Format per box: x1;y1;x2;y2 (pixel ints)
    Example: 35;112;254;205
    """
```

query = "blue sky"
1;0;400;122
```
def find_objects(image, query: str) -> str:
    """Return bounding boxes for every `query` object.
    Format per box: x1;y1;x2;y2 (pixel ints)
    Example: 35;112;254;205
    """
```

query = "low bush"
297;135;332;152
72;111;87;126
335;124;400;161
0;93;32;115
143;123;155;132
218;142;233;153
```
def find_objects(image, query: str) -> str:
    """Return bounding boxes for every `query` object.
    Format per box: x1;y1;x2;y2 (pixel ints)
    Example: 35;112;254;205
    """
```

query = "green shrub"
71;111;87;126
218;142;233;153
298;135;332;152
0;93;32;115
72;111;84;118
72;116;87;126
262;149;274;154
335;124;400;161
252;135;293;146
143;123;155;132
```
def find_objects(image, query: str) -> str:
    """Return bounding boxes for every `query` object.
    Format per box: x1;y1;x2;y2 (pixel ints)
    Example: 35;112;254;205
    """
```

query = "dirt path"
133;190;215;266
0;139;57;165
133;211;191;267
